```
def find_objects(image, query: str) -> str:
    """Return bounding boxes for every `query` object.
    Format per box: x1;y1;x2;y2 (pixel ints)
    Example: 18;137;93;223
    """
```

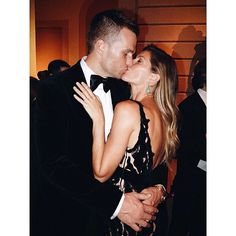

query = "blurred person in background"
168;58;206;236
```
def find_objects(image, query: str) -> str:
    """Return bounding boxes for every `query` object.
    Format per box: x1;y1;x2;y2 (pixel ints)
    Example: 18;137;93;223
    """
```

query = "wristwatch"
155;184;167;202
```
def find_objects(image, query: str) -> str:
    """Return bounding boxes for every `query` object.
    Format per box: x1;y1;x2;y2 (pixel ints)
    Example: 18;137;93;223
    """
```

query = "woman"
73;44;179;235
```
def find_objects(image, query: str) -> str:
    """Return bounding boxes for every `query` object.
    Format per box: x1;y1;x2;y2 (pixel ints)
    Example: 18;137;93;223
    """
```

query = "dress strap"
130;100;150;127
132;100;154;169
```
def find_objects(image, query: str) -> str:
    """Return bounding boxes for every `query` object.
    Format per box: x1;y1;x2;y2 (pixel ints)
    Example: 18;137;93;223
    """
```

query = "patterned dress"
107;100;158;236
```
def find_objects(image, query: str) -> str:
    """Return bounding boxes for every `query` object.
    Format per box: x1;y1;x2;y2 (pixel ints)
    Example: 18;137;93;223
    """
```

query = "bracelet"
154;184;167;202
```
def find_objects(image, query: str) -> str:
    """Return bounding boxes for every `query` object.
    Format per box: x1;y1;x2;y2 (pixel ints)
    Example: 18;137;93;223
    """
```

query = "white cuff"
110;193;125;220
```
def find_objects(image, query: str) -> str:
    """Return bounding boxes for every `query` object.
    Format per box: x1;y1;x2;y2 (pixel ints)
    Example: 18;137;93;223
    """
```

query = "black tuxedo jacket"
176;91;206;188
31;60;166;236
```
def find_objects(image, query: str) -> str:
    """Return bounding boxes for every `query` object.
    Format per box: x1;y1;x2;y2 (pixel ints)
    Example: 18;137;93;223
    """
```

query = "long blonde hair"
143;44;179;165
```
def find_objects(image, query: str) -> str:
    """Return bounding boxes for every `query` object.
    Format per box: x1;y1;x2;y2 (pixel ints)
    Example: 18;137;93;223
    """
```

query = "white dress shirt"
197;88;207;172
80;57;124;219
80;57;113;140
197;88;207;106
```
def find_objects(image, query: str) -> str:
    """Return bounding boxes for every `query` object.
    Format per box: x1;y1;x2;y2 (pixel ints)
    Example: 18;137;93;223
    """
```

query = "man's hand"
117;192;157;232
141;185;166;207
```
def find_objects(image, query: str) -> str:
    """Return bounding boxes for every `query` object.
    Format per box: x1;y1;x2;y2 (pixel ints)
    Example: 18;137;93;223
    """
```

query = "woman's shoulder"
113;100;140;124
115;100;140;114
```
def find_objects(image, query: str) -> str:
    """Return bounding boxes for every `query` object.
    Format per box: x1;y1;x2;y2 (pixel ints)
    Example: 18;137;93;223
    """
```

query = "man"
32;10;165;236
168;58;206;236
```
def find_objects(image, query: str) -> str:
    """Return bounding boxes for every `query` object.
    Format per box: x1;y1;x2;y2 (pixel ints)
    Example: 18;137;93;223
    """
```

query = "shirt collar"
80;56;106;91
197;88;207;106
80;56;96;85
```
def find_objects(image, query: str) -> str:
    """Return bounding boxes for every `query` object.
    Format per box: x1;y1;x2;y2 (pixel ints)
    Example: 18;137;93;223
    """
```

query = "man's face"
101;28;137;79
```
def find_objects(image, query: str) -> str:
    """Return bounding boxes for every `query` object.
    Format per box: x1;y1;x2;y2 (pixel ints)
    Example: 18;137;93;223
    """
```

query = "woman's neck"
131;87;154;102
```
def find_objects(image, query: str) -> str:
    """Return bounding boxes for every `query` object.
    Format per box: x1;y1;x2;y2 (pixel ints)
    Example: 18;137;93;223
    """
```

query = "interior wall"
136;0;206;103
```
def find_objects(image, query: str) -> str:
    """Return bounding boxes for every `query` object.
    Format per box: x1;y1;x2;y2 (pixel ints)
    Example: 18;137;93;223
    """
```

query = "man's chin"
120;73;128;81
121;74;128;82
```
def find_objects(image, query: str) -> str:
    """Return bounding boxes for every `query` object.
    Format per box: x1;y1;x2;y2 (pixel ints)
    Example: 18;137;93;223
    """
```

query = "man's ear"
149;73;160;86
94;39;106;55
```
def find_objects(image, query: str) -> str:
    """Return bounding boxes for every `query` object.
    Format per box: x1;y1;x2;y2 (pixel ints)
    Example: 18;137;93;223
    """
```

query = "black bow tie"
90;74;111;93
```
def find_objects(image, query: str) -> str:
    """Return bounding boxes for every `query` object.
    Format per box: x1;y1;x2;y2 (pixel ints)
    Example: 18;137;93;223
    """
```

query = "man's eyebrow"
124;49;135;54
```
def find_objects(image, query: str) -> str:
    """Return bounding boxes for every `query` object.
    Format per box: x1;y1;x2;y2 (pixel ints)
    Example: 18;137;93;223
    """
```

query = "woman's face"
121;50;153;85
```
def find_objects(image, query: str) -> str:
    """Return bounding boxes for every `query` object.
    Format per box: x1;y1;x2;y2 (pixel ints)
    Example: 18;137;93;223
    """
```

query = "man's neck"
85;53;107;77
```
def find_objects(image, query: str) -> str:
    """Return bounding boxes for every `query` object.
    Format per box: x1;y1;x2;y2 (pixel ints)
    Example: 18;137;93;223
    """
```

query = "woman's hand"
73;82;104;122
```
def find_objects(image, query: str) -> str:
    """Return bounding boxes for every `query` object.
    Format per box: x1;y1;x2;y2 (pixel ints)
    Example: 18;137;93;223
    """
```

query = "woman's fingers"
73;94;86;106
73;82;104;120
81;82;95;97
74;82;90;100
73;85;87;101
75;82;95;100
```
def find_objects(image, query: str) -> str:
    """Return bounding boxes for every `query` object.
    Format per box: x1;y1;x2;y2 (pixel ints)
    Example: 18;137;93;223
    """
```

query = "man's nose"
126;55;133;67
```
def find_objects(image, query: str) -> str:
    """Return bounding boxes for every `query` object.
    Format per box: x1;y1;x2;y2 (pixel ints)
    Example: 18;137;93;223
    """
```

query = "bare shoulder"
113;100;140;124
114;100;140;116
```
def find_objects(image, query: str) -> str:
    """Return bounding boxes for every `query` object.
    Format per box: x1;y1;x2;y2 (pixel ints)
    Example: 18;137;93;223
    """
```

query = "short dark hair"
48;59;70;75
87;9;139;54
192;58;206;91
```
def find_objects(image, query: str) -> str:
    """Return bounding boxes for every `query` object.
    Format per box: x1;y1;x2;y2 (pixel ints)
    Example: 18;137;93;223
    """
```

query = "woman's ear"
149;73;160;86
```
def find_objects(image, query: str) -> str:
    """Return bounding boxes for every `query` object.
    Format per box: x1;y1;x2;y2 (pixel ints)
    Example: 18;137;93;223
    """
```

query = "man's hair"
87;9;139;54
48;59;70;76
192;58;206;91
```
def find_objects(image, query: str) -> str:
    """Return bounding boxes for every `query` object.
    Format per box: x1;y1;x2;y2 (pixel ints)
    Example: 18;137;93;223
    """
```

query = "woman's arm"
73;82;136;182
96;101;136;181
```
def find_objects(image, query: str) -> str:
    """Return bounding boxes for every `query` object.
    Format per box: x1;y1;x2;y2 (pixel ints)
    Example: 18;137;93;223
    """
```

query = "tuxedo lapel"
60;60;87;93
59;60;92;123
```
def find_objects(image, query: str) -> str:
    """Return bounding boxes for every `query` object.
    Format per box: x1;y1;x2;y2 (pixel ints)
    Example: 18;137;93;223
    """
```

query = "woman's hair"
142;44;179;165
87;9;139;54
